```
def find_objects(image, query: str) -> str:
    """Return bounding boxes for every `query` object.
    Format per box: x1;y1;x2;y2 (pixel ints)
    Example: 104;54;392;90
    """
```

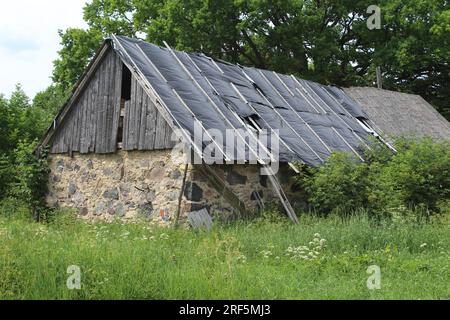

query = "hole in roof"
121;63;132;101
243;114;262;131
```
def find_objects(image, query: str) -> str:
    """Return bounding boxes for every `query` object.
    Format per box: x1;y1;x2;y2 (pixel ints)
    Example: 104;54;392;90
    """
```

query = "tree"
52;28;104;92
32;85;68;135
52;0;450;119
0;95;10;155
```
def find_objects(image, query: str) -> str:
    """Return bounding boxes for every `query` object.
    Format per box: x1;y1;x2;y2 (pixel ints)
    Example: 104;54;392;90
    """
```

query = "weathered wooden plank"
127;77;134;149
64;107;73;153
105;52;115;153
144;95;157;150
90;69;100;152
110;52;122;152
138;83;148;150
132;76;140;149
131;77;140;150
95;55;108;153
101;52;112;153
154;109;166;149
124;76;136;150
71;94;82;152
80;85;90;153
135;81;144;150
123;100;130;149
94;63;103;153
163;119;174;149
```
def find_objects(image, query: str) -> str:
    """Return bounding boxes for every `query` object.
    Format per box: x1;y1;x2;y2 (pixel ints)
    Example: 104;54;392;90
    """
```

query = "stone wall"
47;150;190;224
47;150;302;224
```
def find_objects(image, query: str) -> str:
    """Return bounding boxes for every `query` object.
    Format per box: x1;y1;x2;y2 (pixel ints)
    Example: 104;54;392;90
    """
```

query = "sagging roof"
111;35;376;166
344;87;450;143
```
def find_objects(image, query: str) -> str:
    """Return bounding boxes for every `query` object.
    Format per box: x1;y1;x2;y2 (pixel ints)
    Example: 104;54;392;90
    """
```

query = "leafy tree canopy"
51;0;449;118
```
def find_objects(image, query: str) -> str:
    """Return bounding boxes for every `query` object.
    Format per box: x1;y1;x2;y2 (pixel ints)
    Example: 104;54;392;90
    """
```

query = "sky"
0;0;89;99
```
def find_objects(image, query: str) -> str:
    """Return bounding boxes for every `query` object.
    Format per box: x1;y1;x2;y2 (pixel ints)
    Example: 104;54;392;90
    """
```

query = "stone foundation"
47;150;302;224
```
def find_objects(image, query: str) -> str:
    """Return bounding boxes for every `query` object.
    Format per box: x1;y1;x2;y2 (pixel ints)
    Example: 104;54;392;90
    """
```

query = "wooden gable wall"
50;48;175;154
122;75;175;151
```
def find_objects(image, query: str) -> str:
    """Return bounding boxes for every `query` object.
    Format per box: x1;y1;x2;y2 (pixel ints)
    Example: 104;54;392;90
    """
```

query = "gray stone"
146;190;156;202
79;207;88;216
94;202;106;215
102;166;124;180
52;175;61;183
167;190;180;201
170;169;181;179
86;160;94;169
119;183;130;197
187;208;213;230
114;203;126;217
138;202;154;218
74;164;81;172
103;188;119;200
65;162;73;171
227;170;247;185
103;168;114;177
68;183;77;196
184;182;203;201
72;192;85;206
149;166;165;180
56;159;65;172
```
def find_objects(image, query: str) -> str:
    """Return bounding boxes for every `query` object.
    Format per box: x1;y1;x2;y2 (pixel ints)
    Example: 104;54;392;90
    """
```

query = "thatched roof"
344;87;450;142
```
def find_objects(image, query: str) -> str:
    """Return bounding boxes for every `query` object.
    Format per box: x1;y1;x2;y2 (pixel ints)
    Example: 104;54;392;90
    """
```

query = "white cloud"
0;0;89;99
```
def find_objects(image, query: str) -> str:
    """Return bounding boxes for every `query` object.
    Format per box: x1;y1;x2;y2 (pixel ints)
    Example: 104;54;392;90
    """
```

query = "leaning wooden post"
174;163;189;228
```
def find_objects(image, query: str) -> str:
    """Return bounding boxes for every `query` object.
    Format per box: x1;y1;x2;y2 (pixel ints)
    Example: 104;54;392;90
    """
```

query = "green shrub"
369;137;450;218
298;152;369;216
0;155;13;199
10;140;50;221
297;137;450;220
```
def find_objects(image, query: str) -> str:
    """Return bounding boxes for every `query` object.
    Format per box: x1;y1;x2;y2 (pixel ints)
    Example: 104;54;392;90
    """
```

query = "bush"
0;155;13;199
369;137;450;218
10;140;50;221
297;137;450;220
298;152;369;216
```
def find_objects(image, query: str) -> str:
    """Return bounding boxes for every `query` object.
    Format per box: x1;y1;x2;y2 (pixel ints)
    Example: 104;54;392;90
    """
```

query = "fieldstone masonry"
47;150;301;224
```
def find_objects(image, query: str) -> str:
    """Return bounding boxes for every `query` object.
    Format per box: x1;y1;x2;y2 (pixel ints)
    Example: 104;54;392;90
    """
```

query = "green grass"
0;209;449;300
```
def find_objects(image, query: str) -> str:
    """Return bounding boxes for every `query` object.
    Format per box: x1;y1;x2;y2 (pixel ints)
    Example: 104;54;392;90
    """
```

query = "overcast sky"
0;0;88;99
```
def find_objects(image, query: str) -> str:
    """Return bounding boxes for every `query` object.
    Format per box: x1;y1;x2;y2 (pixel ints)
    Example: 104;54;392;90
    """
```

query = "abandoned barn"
39;35;447;225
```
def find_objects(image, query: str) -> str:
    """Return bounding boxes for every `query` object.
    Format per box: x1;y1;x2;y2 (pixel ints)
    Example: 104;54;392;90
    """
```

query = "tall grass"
0;208;449;300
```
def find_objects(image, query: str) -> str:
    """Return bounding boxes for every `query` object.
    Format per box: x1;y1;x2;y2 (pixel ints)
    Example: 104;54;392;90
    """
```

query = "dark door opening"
118;64;132;148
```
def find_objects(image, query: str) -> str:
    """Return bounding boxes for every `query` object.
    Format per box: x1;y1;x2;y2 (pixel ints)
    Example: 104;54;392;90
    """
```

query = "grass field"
0;208;449;300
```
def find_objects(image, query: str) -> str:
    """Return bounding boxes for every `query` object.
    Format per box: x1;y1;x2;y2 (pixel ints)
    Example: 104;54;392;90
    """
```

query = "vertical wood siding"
50;49;175;154
122;75;175;151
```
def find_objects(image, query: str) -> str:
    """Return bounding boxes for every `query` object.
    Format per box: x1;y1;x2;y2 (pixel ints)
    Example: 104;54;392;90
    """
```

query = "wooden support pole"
376;66;382;89
174;163;189;228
